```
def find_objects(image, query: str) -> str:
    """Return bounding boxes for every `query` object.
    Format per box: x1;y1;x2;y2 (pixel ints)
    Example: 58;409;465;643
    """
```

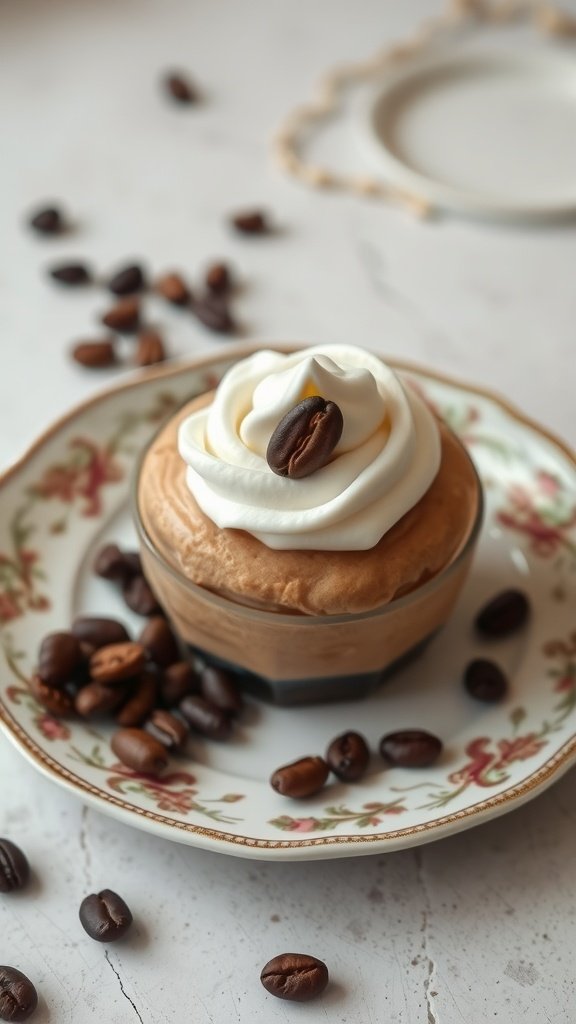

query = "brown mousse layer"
137;393;480;616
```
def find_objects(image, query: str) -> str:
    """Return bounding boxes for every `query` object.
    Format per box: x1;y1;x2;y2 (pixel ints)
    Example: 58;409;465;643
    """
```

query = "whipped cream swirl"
178;345;441;550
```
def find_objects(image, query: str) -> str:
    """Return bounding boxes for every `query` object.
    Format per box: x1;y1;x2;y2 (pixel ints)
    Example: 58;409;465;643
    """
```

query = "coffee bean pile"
27;198;276;371
29;543;245;778
44;257;243;370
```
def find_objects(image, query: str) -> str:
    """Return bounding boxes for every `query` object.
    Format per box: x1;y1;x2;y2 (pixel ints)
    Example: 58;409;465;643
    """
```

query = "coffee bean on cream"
266;396;343;479
178;345;441;550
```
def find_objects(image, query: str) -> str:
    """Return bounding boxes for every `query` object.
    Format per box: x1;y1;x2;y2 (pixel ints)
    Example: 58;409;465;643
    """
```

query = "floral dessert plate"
1;348;575;861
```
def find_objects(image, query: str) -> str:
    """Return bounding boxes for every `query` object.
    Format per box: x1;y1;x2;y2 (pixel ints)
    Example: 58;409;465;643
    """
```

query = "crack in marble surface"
415;847;439;1024
104;950;144;1024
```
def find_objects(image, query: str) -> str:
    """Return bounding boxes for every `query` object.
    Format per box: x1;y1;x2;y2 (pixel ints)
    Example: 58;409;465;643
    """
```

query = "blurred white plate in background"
365;51;576;221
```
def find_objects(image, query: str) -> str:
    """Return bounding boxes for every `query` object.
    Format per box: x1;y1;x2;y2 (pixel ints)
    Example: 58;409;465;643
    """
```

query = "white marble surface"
1;0;576;1020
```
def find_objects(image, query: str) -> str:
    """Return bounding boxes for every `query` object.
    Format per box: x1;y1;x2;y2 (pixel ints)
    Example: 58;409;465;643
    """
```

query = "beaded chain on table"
272;0;576;216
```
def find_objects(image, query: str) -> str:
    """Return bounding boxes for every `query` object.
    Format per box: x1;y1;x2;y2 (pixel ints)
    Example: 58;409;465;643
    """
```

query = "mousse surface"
137;390;481;616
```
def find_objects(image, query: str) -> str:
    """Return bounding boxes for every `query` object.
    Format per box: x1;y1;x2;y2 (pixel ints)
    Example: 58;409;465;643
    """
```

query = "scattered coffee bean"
260;953;329;1002
475;589;530;639
326;731;370;782
0;840;30;894
79;889;133;942
231;209;269;235
90;642;146;685
116;671;158;727
0;966;38;1021
379;729;442;768
71;339;116;369
139;617;179;667
267;396;343;479
101;296;140;333
123;574;162;616
205;262;232;295
164;71;197;104
29;205;64;235
193;295;235;334
179;695;233;740
38;632;82;688
107;263;146;295
111;728;169;775
122;551;143;576
270;756;329;798
146;709;188;751
93;543;136;584
161;661;199;706
135;330;166;367
29;675;74;717
464;658;508;702
154;272;191;306
200;666;243;716
75;682;126;718
48;261;91;286
72;616;130;649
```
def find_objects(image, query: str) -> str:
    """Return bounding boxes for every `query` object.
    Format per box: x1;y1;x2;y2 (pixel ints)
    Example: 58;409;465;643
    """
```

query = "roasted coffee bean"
379;729;442;768
270;756;329;798
75;682;126;718
193;295;235;334
123;574;162;616
135;330;166;367
111;728;168;775
93;543;136;584
205;262;231;295
464;658;508;702
101;296;140;333
0;966;38;1021
79;889;133;942
231;209;269;235
29;205;64;235
38;631;82;687
200;666;243;716
475;589;530;639
260;953;329;1002
48;261;91;285
90;642;146;685
116;672;158;727
30;675;74;717
146;709;188;751
325;731;370;782
139;617;179;667
161;661;199;705
179;695;233;740
122;551;142;576
164;71;197;104
267;396;343;479
154;271;191;306
0;840;30;894
72;616;130;650
107;263;146;295
78;641;97;663
71;339;116;368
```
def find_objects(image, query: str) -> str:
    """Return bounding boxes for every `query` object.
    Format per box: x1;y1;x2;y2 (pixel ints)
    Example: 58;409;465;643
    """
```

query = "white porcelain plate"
1;349;576;860
365;50;576;221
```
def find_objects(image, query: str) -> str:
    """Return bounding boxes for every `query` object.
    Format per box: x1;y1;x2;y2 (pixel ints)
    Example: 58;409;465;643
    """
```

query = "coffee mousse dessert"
135;344;482;702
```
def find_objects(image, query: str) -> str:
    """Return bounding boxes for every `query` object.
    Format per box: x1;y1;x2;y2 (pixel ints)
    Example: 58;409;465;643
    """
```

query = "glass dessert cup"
133;438;483;706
